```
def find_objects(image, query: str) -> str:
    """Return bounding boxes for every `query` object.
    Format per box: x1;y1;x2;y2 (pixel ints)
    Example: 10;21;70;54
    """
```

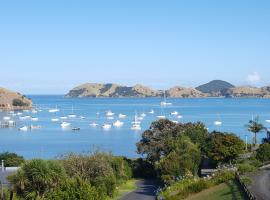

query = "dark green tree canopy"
256;143;270;162
205;132;245;164
137;119;208;163
0;152;24;167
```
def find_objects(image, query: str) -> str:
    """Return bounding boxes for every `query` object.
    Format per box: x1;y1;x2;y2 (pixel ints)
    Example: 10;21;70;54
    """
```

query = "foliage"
159;170;235;200
156;136;201;184
8;159;66;200
129;158;156;178
46;177;102;200
256;142;270;162
237;163;256;174
12;98;29;107
61;152;131;197
137;119;207;163
0;152;24;167
246;116;266;146
205;132;245;164
240;176;252;185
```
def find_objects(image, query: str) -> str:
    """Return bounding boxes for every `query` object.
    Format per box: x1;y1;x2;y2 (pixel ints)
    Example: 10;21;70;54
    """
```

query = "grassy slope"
185;181;247;200
110;179;138;200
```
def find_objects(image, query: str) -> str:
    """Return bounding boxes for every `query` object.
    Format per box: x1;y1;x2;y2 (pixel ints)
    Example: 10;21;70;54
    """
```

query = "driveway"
121;179;159;200
248;168;270;200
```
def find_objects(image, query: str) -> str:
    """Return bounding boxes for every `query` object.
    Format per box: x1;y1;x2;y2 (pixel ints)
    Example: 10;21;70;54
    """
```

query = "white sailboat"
31;117;39;121
131;113;141;131
90;122;99;127
68;106;76;118
170;111;178;116
157;115;166;119
160;91;172;106
266;119;270;123
214;121;222;126
149;109;155;114
51;118;59;122
49;105;59;113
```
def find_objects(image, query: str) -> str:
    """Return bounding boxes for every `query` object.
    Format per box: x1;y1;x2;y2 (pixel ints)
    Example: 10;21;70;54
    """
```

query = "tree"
246;116;265;146
8;159;66;199
156;136;201;183
256;143;270;162
205;132;245;164
137;119;207;163
0;152;24;167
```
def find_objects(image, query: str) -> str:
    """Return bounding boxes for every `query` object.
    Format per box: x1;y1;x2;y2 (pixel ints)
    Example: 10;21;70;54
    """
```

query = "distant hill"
66;83;160;98
0;87;32;110
196;80;235;95
66;82;270;98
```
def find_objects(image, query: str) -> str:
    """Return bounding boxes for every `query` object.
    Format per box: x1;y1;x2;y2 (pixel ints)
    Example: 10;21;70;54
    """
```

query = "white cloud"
246;72;261;84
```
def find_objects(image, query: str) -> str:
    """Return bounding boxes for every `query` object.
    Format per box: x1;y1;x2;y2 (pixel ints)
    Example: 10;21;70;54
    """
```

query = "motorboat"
72;127;80;131
102;124;112;130
157;115;166;119
3;116;11;121
61;122;71;128
118;114;127;119
31;117;39;121
113;120;124;127
60;116;68;120
177;115;183;119
214;120;222;126
141;113;146;117
51;118;59;122
170;111;178;116
17;112;23;116
149;110;154;114
19;126;28;131
106;110;114;117
90;122;99;127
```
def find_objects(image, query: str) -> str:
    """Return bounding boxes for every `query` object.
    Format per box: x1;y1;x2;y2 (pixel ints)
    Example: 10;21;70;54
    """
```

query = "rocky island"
0;87;32;110
66;80;270;98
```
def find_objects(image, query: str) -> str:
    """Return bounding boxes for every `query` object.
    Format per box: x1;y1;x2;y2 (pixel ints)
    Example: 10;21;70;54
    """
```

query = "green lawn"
110;179;138;200
185;181;248;200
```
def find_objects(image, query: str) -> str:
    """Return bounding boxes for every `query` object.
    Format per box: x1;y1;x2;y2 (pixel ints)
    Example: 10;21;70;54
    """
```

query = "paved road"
121;179;159;200
248;168;270;200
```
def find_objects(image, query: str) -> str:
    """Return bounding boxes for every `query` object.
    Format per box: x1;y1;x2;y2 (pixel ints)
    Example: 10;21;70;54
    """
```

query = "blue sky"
0;0;270;94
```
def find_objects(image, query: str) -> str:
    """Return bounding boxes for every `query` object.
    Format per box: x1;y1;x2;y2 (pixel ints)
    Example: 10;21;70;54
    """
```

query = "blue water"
0;96;270;159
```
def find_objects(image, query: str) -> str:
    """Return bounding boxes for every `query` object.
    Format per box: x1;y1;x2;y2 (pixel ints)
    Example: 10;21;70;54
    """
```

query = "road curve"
248;168;270;200
121;179;159;200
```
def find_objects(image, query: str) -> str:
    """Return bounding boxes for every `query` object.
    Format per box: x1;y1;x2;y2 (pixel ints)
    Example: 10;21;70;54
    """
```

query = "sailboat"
102;123;112;130
118;113;127;119
170;111;178;116
49;105;59;113
149;109;154;114
68;106;76;118
266;119;270;123
160;90;172;106
106;110;115;117
61;122;71;128
113;120;124;127
214;115;222;126
131;113;141;131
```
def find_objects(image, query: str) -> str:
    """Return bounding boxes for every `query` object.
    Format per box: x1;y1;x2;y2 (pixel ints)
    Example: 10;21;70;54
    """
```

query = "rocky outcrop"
0;87;32;110
224;86;270;98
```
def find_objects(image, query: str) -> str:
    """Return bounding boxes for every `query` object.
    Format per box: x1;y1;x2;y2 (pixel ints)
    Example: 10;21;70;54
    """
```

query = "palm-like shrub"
8;159;66;199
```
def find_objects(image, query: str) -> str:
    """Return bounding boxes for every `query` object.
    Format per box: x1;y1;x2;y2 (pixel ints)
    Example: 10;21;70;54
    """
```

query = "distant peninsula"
0;87;32;110
66;80;270;98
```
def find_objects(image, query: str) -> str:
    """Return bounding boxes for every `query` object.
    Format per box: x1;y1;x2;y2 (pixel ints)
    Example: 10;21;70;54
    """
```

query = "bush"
211;171;235;185
240;176;252;185
47;177;102;200
256;143;270;162
12;98;29;107
130;158;156;178
237;163;256;174
0;152;24;167
8;159;67;199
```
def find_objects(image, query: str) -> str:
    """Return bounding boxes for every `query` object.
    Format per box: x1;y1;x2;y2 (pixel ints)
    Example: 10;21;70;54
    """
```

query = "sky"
0;0;270;94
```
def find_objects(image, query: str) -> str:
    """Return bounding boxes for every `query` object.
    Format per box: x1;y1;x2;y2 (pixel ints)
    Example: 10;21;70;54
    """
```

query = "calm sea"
0;95;270;159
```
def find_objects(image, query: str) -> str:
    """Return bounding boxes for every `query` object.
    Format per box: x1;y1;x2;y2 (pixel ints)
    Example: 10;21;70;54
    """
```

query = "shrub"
8;159;67;199
0;152;24;167
240;176;252;185
211;170;235;185
256;143;270;162
47;177;102;200
110;156;132;184
237;163;256;174
130;158;156;178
